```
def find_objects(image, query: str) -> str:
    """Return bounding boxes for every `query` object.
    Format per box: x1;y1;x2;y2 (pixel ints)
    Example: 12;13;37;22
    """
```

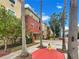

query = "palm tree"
19;0;28;56
39;0;44;48
68;0;78;59
15;0;32;59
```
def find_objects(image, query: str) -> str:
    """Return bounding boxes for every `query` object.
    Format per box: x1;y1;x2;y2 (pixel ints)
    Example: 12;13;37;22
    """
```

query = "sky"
24;0;79;30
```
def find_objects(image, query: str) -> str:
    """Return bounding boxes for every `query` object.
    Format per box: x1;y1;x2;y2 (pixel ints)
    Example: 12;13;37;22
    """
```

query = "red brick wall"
25;15;40;34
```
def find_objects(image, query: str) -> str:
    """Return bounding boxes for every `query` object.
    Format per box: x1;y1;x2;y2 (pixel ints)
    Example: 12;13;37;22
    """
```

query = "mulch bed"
37;45;47;48
0;50;11;57
15;53;32;59
56;48;67;53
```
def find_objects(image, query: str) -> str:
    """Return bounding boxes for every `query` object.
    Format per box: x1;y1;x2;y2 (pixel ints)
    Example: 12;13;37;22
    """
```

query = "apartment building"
0;0;21;18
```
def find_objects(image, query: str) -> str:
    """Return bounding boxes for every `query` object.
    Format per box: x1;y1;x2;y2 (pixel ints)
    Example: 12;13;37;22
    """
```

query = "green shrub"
26;36;32;44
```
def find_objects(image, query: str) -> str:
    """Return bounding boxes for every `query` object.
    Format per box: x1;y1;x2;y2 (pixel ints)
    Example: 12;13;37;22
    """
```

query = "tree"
0;6;9;51
68;0;78;59
46;27;51;39
15;0;32;59
49;13;61;39
60;0;66;51
20;0;28;56
39;0;45;48
0;6;22;51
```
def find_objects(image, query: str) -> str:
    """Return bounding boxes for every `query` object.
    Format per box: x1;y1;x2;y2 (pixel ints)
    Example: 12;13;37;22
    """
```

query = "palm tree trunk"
53;28;55;40
68;0;78;59
20;0;28;56
60;27;63;38
62;0;66;51
39;0;43;47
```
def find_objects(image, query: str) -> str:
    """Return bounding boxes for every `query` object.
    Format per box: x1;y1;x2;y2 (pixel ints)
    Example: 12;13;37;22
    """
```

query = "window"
11;4;14;7
31;23;35;28
9;0;15;4
8;9;15;16
39;27;41;30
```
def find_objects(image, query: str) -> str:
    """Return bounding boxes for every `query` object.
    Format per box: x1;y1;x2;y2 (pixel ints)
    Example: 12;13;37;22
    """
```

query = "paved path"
0;39;79;59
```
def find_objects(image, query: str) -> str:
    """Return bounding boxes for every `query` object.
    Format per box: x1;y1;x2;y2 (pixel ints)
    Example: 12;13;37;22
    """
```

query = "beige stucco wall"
14;0;21;18
42;23;48;39
42;23;53;39
0;0;21;18
49;28;53;35
0;0;14;11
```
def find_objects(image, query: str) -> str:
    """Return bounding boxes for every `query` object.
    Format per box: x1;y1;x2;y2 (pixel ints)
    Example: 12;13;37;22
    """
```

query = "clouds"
56;2;63;9
42;16;50;21
78;24;79;27
25;4;32;9
56;5;62;9
41;13;50;25
65;26;69;30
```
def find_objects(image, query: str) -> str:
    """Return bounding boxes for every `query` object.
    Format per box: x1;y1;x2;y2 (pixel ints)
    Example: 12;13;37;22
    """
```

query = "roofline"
25;7;40;20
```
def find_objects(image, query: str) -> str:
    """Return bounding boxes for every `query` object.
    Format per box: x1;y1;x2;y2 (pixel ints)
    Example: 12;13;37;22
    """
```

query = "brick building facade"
25;7;40;42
